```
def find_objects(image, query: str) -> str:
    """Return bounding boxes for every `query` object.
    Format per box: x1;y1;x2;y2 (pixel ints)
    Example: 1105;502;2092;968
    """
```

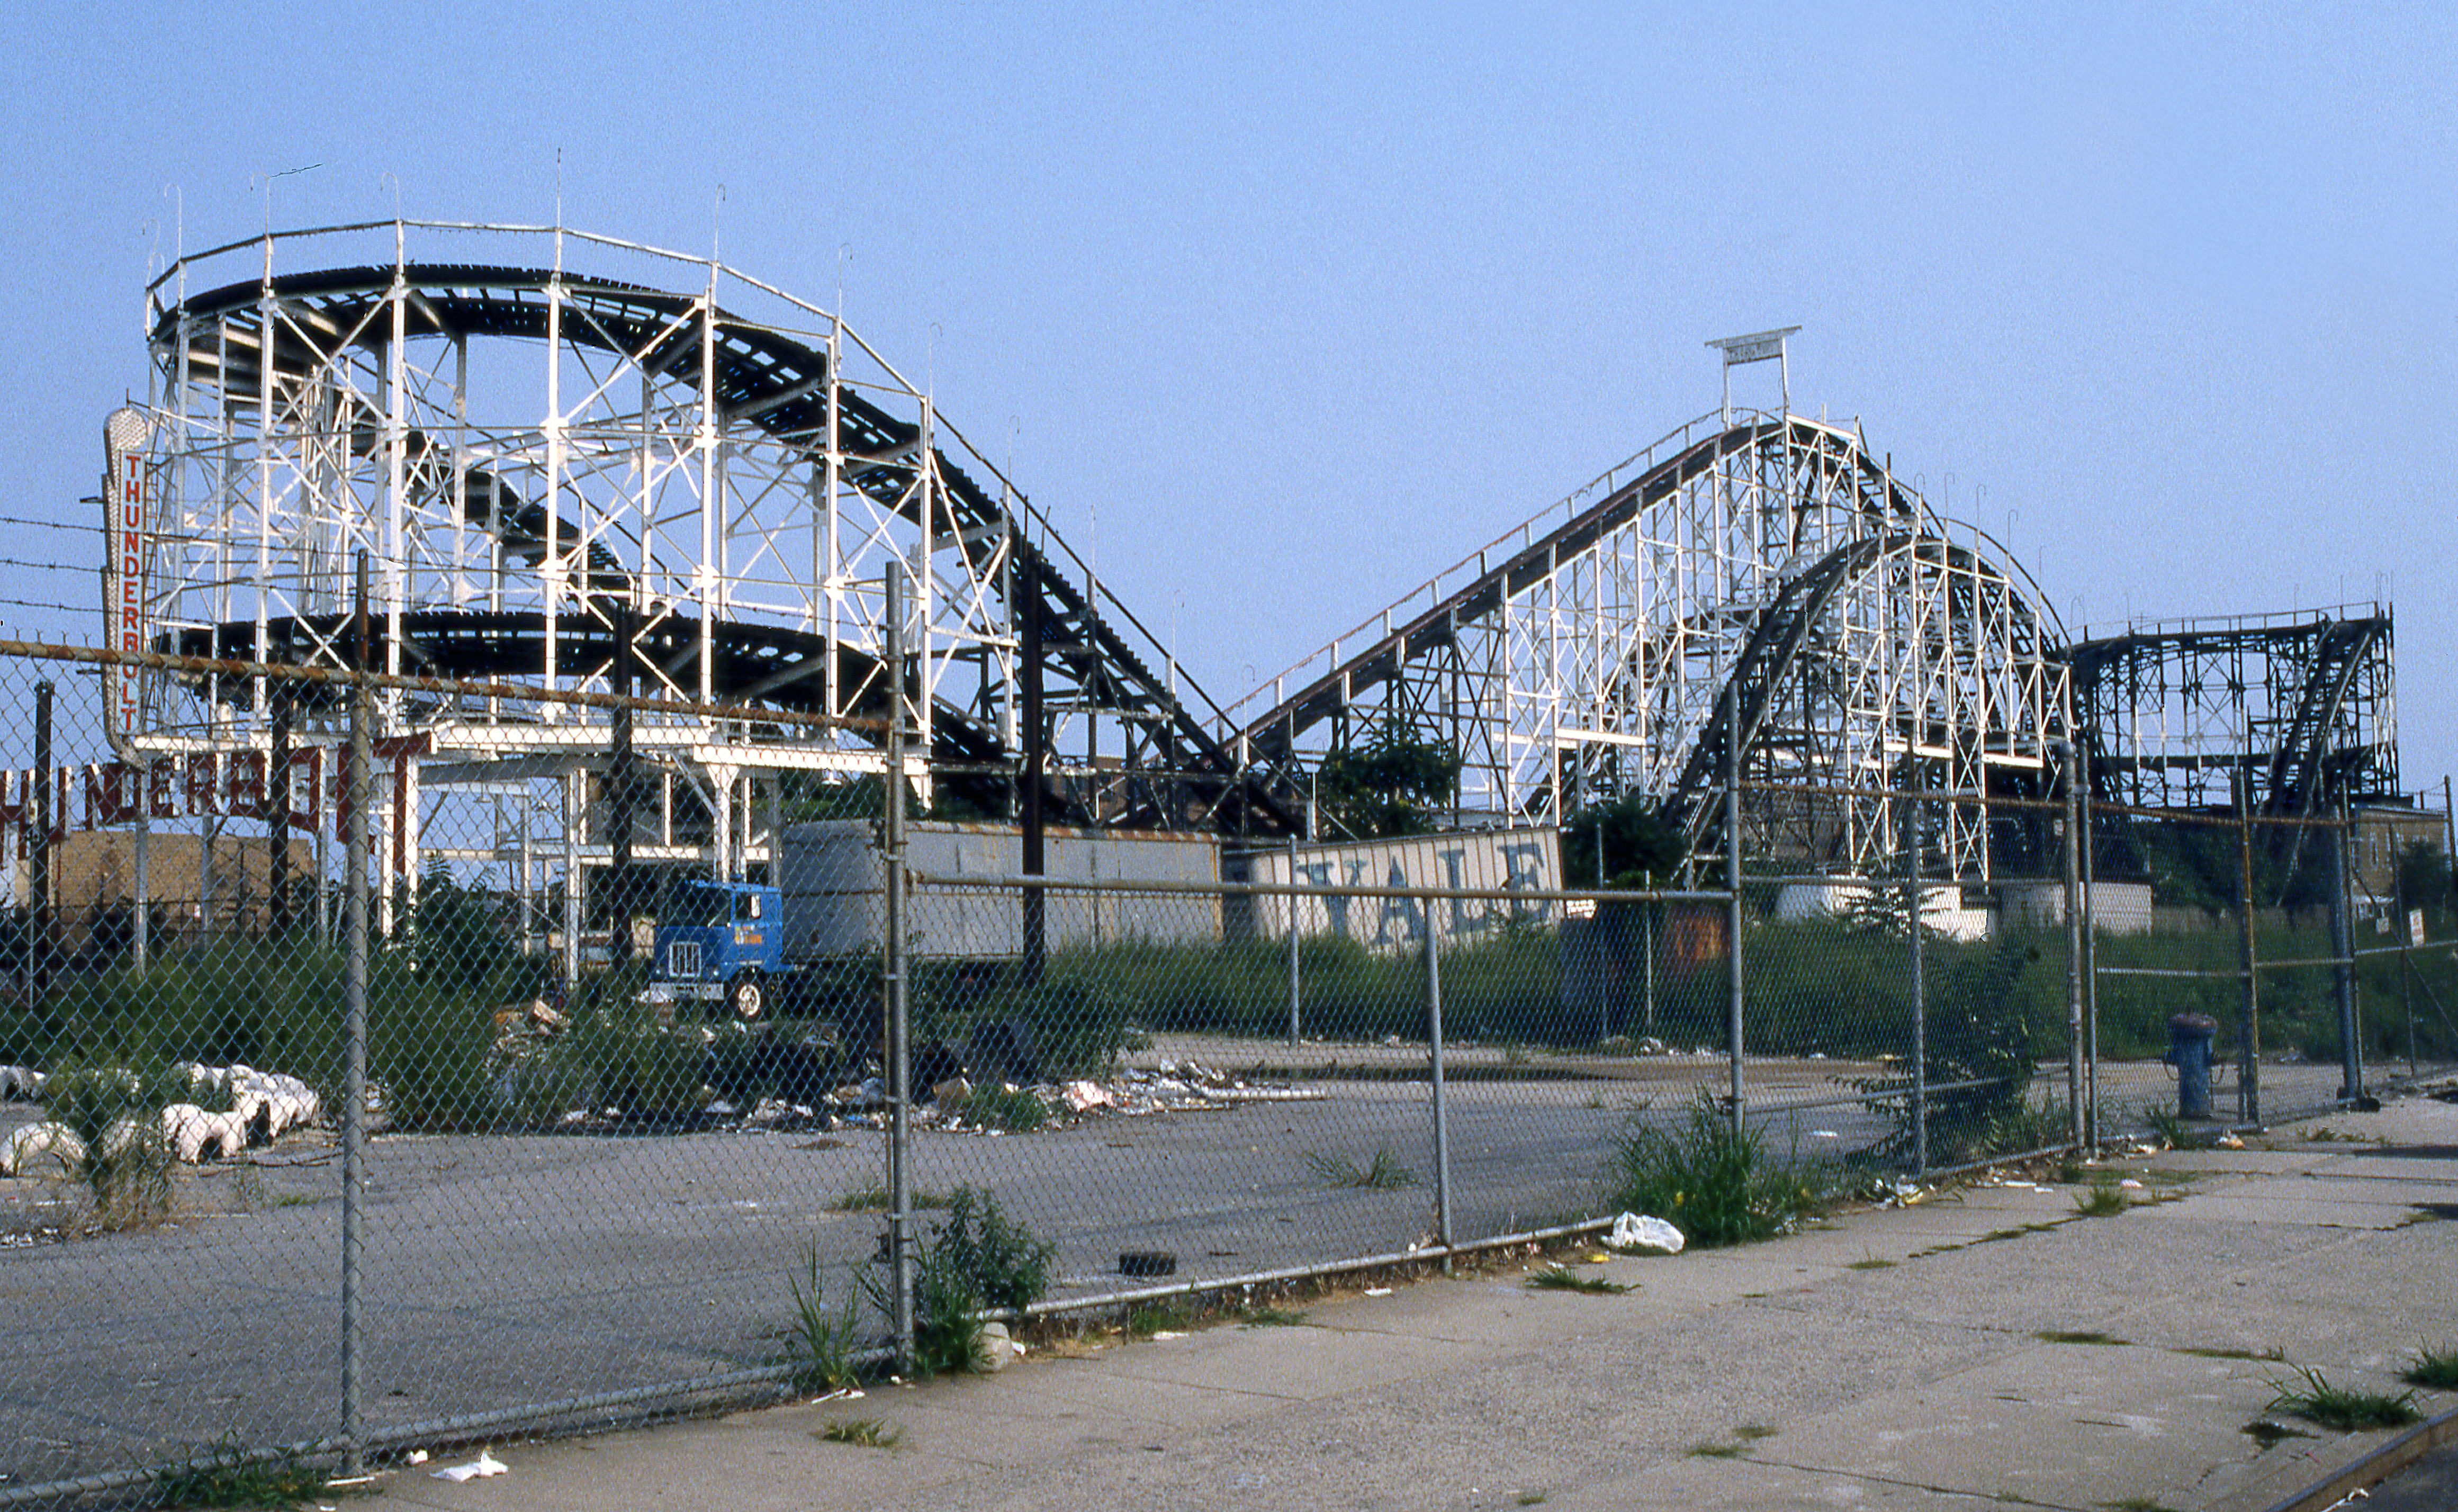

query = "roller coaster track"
1229;416;1918;772
2263;616;2388;816
152;264;1291;831
1652;533;1899;852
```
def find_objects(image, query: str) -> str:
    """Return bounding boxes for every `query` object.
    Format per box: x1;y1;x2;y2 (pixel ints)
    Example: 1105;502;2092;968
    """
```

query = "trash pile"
813;1056;1321;1136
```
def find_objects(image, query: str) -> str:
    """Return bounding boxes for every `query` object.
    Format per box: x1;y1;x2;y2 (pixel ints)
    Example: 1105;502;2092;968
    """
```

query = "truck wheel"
726;971;767;1021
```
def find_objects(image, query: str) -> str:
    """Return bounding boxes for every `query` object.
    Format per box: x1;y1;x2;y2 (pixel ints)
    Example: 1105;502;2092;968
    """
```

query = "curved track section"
138;242;1287;831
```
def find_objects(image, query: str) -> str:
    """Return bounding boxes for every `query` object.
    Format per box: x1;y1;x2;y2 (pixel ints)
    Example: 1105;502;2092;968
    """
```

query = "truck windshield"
663;884;729;927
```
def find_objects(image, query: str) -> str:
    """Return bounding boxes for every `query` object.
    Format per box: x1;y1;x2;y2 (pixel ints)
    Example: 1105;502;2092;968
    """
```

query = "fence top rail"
0;637;885;734
906;868;1731;906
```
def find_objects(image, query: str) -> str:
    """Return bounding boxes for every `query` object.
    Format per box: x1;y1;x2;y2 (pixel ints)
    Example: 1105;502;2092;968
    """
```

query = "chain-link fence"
3;638;2451;1506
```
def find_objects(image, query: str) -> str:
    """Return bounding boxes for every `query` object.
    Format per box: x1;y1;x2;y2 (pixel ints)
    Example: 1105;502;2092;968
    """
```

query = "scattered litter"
1878;1179;1928;1207
2218;1133;2246;1149
1809;1130;1839;1140
430;1451;507;1482
1363;1286;1394;1297
2118;1178;2144;1190
405;1451;428;1465
1063;1081;1113;1113
1146;1330;1187;1340
812;1387;866;1403
1607;1212;1686;1254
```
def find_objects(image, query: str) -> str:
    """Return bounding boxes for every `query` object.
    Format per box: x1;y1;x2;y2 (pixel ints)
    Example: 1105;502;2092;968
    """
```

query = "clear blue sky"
3;3;2451;786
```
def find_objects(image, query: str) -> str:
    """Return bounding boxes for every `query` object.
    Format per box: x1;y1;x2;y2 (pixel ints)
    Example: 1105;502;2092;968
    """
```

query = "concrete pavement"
348;1088;2458;1512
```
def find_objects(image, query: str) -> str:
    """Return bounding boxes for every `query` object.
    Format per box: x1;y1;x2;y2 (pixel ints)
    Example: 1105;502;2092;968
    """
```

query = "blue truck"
653;877;787;1018
649;821;1224;1019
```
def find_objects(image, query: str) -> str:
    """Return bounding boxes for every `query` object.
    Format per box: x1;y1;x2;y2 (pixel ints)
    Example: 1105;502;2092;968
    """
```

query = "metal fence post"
2236;779;2261;1126
882;560;915;1373
341;553;372;1475
1725;686;1745;1131
1286;836;1302;1046
2079;772;2099;1149
2331;791;2363;1104
1903;791;1928;1177
2062;748;2085;1150
1423;920;1453;1263
29;681;49;1001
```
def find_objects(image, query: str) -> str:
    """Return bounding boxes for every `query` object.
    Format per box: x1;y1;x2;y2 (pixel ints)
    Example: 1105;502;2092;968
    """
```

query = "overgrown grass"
2073;1179;2129;1218
2402;1343;2458;1390
42;1061;181;1229
1126;1299;1196;1336
832;1182;954;1213
782;1247;862;1393
1303;1146;1419;1190
154;1435;331;1509
1526;1265;1629;1295
2265;1367;2422;1430
861;1187;1057;1379
1240;1306;1310;1327
948;1084;1047;1132
1606;1089;1835;1247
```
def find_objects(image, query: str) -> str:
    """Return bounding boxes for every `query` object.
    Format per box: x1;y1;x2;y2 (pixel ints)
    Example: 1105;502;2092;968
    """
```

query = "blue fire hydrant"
2164;1013;2219;1120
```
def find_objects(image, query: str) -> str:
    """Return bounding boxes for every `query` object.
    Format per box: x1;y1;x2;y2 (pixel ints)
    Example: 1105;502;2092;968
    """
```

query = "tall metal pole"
2237;777;2261;1126
2079;769;2100;1149
882;561;915;1373
2330;791;2362;1104
1424;920;1453;1262
29;682;50;1000
269;688;292;938
340;553;371;1474
1285;835;1301;1046
1019;554;1046;985
1725;686;1745;1131
1904;789;1928;1177
609;598;636;961
2061;746;2085;1150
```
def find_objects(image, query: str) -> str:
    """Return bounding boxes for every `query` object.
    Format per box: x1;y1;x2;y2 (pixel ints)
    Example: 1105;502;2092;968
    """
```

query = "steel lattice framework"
2064;607;2398;816
1225;412;2071;878
106;222;1281;914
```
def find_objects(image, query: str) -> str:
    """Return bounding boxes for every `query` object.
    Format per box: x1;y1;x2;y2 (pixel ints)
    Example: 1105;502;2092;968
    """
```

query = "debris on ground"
430;1451;508;1482
1606;1211;1686;1254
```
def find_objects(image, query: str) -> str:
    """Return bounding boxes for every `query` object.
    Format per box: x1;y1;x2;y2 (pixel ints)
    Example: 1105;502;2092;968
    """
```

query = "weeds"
154;1435;330;1509
1526;1266;1629;1295
1127;1299;1196;1336
1303;1146;1419;1190
1606;1088;1834;1248
1846;1252;1896;1270
1733;1424;1778;1441
2036;1330;2128;1346
947;1085;1047;1133
1240;1306;1310;1327
44;1062;181;1230
2145;1108;2187;1149
2174;1345;2284;1362
2401;1343;2458;1390
782;1248;862;1393
2264;1367;2421;1431
813;1418;902;1449
1687;1443;1743;1459
2072;1179;2130;1218
832;1182;953;1213
862;1188;1057;1379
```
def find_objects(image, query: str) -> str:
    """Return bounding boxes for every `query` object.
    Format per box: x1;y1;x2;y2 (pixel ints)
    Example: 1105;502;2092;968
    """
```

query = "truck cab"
653;878;784;1018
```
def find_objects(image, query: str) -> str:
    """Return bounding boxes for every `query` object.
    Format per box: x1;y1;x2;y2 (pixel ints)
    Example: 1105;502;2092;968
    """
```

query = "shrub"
1607;1088;1832;1247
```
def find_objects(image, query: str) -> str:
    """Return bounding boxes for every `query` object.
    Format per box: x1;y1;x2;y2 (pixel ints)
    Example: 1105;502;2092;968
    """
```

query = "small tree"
1562;791;1685;888
1314;725;1462;839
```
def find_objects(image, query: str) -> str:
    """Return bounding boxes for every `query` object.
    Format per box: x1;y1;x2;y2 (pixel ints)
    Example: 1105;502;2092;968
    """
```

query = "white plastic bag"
1608;1211;1685;1254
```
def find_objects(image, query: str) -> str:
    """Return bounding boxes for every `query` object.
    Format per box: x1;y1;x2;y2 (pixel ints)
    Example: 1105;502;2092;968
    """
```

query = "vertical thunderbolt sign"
103;407;152;745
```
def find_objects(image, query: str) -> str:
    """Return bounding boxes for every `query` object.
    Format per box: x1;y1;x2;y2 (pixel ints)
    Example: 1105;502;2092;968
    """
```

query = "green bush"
1607;1088;1833;1247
